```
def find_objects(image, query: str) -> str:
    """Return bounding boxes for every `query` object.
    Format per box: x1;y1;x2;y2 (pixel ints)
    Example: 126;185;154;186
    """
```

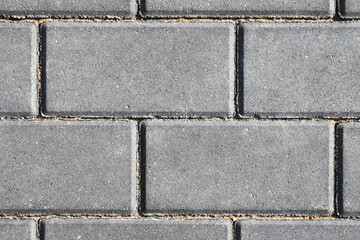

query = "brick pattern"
0;1;359;240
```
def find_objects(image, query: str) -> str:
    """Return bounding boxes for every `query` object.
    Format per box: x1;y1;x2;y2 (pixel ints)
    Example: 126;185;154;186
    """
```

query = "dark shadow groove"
40;23;48;115
336;124;344;215
139;122;147;214
237;24;245;115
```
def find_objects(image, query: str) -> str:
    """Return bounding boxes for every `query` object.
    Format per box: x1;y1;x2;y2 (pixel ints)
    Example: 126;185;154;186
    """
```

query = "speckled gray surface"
238;219;360;240
0;0;136;18
41;218;232;240
239;22;360;118
141;120;334;215
0;121;137;215
0;22;38;117
141;0;335;18
339;0;360;18
42;21;235;117
338;122;360;217
0;219;36;240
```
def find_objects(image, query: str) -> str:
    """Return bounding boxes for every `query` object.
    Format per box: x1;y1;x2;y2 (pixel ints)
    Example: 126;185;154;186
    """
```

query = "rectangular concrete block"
339;0;360;18
42;21;235;118
40;218;232;240
0;120;137;215
0;0;136;18
141;120;334;215
238;219;360;240
239;22;360;118
0;22;38;117
141;0;334;18
337;122;360;217
0;219;36;240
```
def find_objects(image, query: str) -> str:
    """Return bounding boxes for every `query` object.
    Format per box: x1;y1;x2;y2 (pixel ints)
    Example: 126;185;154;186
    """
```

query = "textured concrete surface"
0;219;36;240
0;121;137;215
239;22;360;118
337;122;360;217
42;21;235;117
41;218;232;240
339;0;360;18
141;120;334;215
0;0;136;18
238;219;360;240
0;22;38;117
141;0;335;18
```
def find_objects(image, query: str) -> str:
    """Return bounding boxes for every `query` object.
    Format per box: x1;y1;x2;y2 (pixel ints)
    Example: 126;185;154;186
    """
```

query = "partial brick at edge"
0;0;137;18
41;218;232;240
238;219;360;240
239;22;360;118
0;22;38;117
0;121;137;215
42;21;235;118
142;120;334;215
337;122;360;217
339;0;360;18
141;0;335;18
0;219;36;240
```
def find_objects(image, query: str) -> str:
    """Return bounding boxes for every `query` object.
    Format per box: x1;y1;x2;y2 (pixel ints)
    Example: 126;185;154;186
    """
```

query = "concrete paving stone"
0;0;136;18
239;22;360;118
141;120;334;215
0;22;38;117
0;120;137;215
40;218;232;240
0;219;36;240
141;0;335;18
339;0;360;18
238;219;360;240
42;21;235;118
337;122;360;217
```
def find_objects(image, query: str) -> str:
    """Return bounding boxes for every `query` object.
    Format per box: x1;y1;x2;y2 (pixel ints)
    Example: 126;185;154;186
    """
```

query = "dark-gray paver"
0;0;136;18
40;218;232;240
42;21;235;118
238;219;360;240
237;219;360;240
141;0;334;18
239;22;360;118
141;120;334;215
338;122;360;217
0;121;137;215
339;0;360;18
0;219;36;240
0;22;38;117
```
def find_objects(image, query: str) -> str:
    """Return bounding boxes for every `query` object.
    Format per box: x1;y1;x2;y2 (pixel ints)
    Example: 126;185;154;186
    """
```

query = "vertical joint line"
37;21;43;118
333;0;342;21
36;218;41;240
233;23;239;119
136;120;142;216
136;0;142;19
333;121;339;217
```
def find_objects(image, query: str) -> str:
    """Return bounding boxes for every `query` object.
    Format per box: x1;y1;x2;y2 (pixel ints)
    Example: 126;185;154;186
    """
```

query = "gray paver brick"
238;219;360;240
0;219;36;240
141;0;335;18
239;22;360;118
0;120;137;215
42;21;235;118
0;0;136;18
41;218;232;240
339;0;360;18
0;22;38;117
338;122;360;217
141;120;334;215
